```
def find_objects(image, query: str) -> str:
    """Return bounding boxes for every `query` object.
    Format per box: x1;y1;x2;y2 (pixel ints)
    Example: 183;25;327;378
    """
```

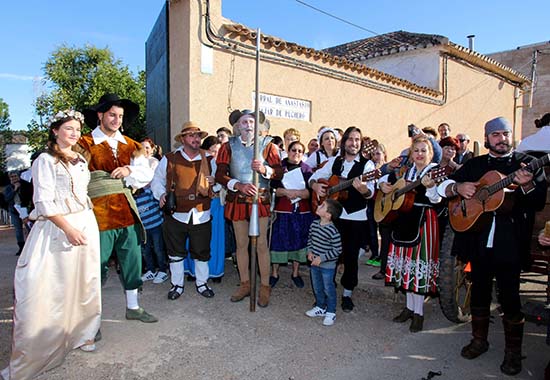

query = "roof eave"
445;43;530;86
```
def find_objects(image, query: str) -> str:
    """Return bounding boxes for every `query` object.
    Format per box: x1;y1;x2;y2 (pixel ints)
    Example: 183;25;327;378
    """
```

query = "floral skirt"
385;208;439;294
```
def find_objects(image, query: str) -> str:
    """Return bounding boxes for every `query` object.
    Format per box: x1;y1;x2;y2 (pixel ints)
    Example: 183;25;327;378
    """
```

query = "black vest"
331;155;368;214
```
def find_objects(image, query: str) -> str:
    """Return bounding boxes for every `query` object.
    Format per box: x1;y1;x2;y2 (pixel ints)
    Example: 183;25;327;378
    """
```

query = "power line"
294;0;380;37
294;0;414;49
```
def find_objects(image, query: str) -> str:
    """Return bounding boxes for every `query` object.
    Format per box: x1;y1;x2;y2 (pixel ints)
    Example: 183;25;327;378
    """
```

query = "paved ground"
0;225;548;380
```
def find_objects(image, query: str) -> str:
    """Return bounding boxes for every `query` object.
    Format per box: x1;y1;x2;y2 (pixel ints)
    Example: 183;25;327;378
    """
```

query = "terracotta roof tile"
220;23;529;95
222;23;440;97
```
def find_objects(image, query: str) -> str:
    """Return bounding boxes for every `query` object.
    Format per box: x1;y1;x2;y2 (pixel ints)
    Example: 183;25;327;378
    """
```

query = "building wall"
362;48;441;90
488;41;550;140
168;0;192;149
146;2;170;150
164;0;522;159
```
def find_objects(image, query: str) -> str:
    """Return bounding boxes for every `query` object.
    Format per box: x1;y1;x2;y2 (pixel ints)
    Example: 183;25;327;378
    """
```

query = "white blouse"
30;153;92;219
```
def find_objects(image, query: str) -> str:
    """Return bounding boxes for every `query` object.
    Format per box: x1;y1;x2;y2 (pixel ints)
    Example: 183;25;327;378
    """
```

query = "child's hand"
311;256;321;266
307;252;314;261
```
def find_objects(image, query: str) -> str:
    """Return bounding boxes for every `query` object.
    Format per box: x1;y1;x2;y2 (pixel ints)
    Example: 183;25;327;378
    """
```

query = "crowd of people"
2;94;549;379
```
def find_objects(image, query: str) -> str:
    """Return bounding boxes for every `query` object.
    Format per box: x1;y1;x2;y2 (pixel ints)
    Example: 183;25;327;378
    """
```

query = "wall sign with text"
252;92;311;122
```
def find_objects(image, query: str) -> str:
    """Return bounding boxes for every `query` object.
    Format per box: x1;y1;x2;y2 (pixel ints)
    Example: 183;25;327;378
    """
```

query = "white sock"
413;293;424;316
194;259;210;286
343;289;353;297
406;292;414;311
169;256;184;287
126;289;139;310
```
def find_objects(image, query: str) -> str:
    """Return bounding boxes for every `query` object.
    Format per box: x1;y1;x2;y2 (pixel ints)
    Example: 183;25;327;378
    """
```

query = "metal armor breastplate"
229;136;272;188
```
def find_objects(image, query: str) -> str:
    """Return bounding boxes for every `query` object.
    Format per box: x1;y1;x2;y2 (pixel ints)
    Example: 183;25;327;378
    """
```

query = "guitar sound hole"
476;187;490;202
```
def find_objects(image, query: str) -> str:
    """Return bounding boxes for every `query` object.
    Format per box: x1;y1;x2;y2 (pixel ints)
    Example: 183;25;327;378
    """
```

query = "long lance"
249;27;261;312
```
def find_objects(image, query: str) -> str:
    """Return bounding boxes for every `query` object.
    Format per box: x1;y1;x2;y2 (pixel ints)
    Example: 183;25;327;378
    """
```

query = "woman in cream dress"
1;110;101;380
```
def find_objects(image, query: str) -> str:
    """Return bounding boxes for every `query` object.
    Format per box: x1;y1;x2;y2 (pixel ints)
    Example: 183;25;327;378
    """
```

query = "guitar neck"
326;170;379;196
485;154;549;195
394;178;422;198
327;178;355;196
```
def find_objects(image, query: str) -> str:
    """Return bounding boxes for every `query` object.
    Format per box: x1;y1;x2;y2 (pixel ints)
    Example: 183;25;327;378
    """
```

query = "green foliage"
28;45;146;151
0;98;13;171
0;98;11;130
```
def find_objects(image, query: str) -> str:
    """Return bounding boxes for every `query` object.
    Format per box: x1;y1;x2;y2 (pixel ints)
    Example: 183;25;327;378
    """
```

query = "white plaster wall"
361;48;441;90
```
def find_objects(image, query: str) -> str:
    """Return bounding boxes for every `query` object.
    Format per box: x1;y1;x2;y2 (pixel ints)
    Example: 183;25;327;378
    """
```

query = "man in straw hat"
77;93;158;323
437;116;547;375
151;121;216;300
215;109;283;307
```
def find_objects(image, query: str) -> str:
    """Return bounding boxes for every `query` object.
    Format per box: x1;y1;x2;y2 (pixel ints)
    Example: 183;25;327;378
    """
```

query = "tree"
0;98;13;171
0;98;11;130
28;45;146;151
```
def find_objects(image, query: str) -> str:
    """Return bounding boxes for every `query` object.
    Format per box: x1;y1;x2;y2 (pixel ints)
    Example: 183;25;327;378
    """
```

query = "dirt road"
0;226;548;380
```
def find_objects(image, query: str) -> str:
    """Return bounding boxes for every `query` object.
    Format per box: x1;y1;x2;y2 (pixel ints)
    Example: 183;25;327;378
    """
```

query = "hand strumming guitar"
311;181;327;198
453;182;479;199
379;182;393;194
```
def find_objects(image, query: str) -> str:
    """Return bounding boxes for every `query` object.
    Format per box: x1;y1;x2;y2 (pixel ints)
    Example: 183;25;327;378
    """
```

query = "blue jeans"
310;266;337;313
142;225;167;273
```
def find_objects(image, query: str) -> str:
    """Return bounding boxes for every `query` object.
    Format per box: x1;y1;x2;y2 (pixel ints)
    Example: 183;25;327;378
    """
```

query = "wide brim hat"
174;121;208;142
83;93;140;128
228;109;265;126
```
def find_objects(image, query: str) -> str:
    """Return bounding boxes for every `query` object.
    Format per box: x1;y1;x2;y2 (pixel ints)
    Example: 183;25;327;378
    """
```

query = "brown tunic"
77;134;142;231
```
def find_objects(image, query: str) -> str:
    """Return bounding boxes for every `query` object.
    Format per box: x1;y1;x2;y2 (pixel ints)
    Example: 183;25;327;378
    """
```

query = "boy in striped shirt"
305;199;343;326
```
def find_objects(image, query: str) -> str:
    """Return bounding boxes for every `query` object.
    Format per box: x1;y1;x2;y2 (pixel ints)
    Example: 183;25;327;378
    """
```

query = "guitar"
374;166;451;223
448;153;550;232
311;168;382;212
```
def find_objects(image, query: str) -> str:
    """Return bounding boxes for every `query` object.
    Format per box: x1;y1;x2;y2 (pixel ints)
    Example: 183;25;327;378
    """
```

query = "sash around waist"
88;170;146;241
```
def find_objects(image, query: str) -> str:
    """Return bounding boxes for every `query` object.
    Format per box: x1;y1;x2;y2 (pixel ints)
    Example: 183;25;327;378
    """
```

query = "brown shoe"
409;313;424;333
257;284;271;308
230;281;250;302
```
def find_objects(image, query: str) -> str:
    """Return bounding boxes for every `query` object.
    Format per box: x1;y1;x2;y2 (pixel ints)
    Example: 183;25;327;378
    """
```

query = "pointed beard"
242;131;253;146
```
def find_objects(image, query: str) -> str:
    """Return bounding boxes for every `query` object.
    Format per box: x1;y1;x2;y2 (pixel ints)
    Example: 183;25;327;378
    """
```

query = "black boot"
461;306;490;359
392;307;414;323
500;316;524;376
15;241;24;256
409;313;424;333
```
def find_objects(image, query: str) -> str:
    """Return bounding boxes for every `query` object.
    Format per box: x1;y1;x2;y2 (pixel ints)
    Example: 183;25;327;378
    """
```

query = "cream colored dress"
1;153;101;380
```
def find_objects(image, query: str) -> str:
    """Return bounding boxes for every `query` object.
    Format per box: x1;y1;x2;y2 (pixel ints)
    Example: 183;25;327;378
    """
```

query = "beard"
240;130;254;146
488;141;512;155
345;145;359;156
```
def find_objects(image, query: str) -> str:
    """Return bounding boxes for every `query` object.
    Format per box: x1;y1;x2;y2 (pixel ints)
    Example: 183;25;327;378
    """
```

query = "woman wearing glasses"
269;141;315;288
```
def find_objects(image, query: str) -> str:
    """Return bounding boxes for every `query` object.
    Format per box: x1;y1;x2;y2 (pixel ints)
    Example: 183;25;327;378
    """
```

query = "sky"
1;0;549;131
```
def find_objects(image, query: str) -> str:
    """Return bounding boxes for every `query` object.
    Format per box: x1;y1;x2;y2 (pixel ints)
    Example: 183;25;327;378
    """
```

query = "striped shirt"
134;188;163;230
307;219;342;269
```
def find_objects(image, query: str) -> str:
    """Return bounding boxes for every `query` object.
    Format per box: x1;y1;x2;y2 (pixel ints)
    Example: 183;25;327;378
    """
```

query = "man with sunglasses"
454;133;474;165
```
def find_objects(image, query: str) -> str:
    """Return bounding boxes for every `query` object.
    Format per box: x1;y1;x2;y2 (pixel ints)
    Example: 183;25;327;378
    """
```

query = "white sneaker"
323;312;336;326
141;270;155;282
153;271;169;284
305;306;326;318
